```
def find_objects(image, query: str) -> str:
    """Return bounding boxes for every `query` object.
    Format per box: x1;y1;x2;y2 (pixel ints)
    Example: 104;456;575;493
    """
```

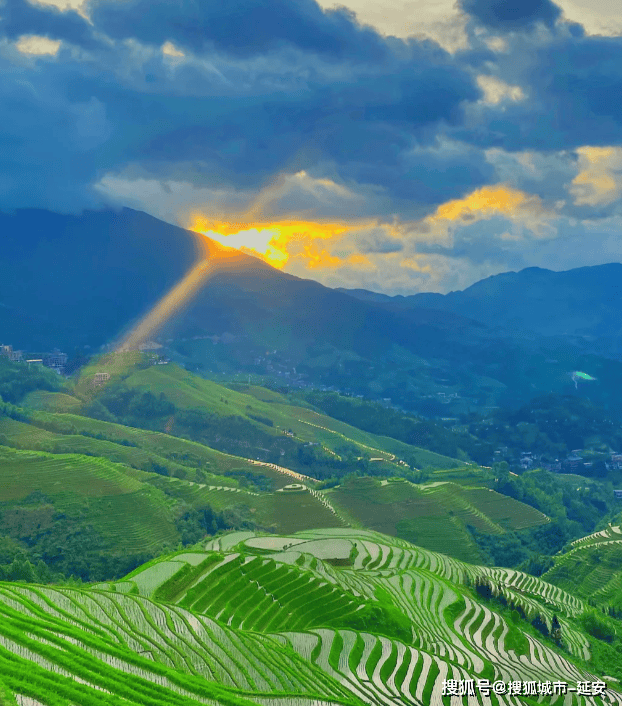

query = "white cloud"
476;75;525;105
315;0;469;52
15;35;61;55
162;41;185;58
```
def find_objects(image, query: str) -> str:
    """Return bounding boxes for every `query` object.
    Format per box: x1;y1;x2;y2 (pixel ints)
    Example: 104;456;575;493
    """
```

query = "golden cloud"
570;146;622;207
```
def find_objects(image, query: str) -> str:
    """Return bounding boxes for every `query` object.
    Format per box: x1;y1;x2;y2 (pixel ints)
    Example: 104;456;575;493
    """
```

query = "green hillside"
92;360;463;472
543;525;622;611
326;477;549;563
0;528;620;705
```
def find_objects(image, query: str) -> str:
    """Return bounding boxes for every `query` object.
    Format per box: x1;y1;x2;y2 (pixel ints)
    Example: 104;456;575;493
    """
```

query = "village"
0;343;68;374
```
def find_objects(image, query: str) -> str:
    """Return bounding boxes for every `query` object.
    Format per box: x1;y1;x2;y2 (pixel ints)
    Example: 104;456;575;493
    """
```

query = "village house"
563;454;583;472
0;344;23;362
43;350;68;371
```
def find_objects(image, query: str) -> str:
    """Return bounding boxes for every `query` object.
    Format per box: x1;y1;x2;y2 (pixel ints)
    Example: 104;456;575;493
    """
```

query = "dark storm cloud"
0;31;489;213
87;0;388;61
0;59;114;212
458;33;622;154
458;0;562;32
130;64;482;185
1;0;622;245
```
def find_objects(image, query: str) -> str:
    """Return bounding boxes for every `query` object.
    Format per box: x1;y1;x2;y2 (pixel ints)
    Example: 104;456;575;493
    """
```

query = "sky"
1;0;622;294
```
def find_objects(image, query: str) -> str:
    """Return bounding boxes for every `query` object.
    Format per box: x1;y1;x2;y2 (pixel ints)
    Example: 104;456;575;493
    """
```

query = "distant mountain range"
339;263;622;359
2;207;622;414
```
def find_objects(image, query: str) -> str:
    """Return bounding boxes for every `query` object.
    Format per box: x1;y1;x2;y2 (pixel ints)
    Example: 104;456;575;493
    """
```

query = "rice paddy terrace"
0;386;550;564
87;361;462;472
325;477;549;563
543;525;622;611
0;528;619;706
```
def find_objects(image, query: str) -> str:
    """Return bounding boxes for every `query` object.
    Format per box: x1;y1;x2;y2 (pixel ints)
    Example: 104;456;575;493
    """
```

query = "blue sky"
1;0;622;294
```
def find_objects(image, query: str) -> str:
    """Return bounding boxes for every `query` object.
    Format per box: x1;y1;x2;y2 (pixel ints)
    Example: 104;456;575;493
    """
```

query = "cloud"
459;0;562;32
87;0;389;61
2;0;622;296
15;33;60;54
570;146;622;207
2;0;97;48
458;33;622;155
476;74;525;104
418;184;556;241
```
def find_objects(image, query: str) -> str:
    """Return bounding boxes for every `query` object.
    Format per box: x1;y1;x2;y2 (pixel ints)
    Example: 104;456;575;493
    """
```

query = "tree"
581;610;616;643
551;614;563;646
531;612;549;637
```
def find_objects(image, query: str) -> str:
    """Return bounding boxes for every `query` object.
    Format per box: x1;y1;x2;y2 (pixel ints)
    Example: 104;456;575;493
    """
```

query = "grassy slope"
121;365;462;470
543;525;622;610
326;477;549;563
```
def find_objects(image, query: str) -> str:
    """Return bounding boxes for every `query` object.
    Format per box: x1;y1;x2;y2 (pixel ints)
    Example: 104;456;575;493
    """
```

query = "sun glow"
188;215;350;269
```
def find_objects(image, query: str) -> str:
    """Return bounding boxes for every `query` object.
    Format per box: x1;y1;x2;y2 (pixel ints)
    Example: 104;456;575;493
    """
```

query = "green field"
326;478;549;563
114;363;463;470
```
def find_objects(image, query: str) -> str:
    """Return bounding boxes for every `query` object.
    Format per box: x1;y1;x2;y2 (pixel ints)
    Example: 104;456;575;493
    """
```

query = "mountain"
0;206;487;350
4;207;622;416
339;263;622;359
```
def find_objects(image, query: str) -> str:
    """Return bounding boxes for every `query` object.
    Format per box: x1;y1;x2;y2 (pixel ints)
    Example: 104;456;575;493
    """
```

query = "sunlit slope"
2;406;261;481
543;525;622;610
0;583;360;706
325;477;549;563
0;445;178;553
21;389;82;413
120;364;462;469
0;416;211;481
106;528;622;706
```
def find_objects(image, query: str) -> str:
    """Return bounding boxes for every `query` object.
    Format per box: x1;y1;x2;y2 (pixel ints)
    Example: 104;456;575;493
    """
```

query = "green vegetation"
0;357;61;405
303;390;490;463
16;527;610;705
325;476;548;563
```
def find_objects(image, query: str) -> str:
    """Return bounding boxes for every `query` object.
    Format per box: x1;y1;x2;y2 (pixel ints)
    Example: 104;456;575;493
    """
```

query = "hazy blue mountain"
4;207;622;415
0;206;489;357
339;263;622;359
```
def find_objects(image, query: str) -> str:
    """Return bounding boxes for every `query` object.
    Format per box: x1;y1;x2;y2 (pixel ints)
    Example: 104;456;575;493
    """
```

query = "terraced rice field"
23;409;262;478
0;582;359;706
543;527;622;610
96;528;622;706
571;525;622;548
0;417;201;481
326;479;549;563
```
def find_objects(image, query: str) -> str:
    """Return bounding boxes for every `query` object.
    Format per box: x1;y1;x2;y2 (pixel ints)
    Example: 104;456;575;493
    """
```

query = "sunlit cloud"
27;0;84;11
162;41;185;58
476;75;525;105
188;214;353;270
570;146;622;207
26;0;90;21
428;184;553;234
15;34;61;55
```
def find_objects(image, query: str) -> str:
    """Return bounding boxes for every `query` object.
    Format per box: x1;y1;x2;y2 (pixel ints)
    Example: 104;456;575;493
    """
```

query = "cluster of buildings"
493;445;622;475
0;344;68;374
